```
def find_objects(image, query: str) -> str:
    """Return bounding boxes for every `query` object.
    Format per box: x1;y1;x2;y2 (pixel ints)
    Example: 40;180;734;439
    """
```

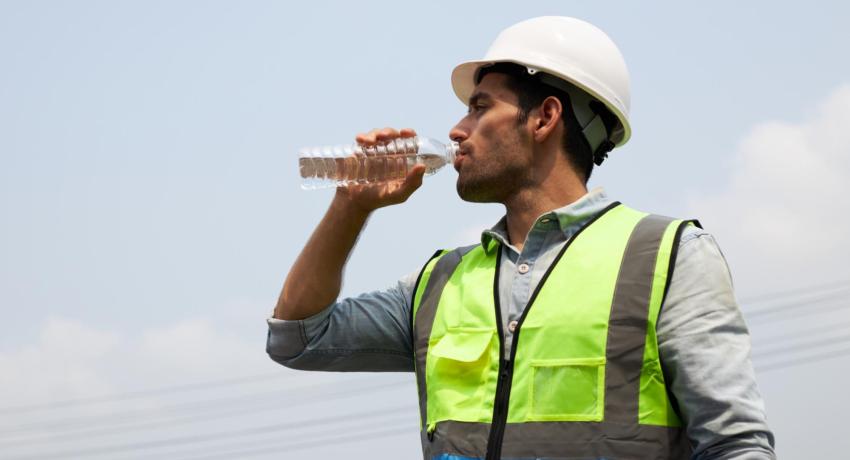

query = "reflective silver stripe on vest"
414;244;479;429
424;420;690;459
604;214;674;423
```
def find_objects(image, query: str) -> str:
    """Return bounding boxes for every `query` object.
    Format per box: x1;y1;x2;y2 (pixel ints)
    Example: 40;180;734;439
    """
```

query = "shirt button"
518;263;530;274
508;320;518;332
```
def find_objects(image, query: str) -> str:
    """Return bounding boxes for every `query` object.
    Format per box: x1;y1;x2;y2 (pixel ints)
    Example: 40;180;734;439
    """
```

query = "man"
268;16;775;459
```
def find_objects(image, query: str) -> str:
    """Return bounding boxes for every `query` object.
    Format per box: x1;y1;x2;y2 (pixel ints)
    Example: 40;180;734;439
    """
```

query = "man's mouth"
453;155;463;172
454;146;470;172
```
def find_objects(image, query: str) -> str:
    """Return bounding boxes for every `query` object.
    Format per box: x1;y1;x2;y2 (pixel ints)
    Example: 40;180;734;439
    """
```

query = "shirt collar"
481;186;615;253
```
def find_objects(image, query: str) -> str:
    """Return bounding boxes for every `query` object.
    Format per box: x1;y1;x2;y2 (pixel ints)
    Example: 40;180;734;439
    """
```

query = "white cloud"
0;316;271;409
689;84;850;289
685;86;850;460
0;315;411;459
0;317;119;406
139;318;266;378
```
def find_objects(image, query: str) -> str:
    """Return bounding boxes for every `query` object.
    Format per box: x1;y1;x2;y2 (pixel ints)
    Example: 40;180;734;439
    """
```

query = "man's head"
480;62;595;182
449;64;594;203
448;17;632;202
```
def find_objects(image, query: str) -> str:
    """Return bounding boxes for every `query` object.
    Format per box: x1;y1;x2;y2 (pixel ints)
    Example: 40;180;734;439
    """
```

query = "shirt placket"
503;218;557;357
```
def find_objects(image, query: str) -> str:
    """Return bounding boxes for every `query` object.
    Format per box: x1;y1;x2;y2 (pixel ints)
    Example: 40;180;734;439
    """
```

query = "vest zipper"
485;249;510;460
485;358;514;460
482;202;621;459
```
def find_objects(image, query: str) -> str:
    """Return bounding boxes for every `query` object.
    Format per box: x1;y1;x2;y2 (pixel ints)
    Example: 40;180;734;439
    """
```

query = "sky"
1;1;849;458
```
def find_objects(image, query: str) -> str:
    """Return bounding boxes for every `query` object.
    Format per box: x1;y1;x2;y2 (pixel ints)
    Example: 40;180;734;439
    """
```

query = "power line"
0;377;411;442
0;372;285;415
747;301;848;325
744;287;848;317
738;279;850;305
7;406;414;460
757;345;850;372
0;374;408;434
2;386;285;435
165;424;417;460
745;297;847;324
754;320;850;346
753;331;850;359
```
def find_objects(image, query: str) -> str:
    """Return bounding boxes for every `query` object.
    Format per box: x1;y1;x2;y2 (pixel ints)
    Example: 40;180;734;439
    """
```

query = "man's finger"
375;127;400;143
356;128;385;146
399;164;426;197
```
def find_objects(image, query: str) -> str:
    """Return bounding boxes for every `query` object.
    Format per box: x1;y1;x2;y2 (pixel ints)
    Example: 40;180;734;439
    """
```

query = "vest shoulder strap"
410;243;480;428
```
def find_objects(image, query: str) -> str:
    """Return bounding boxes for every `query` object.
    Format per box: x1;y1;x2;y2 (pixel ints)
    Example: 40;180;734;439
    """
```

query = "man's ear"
533;96;563;142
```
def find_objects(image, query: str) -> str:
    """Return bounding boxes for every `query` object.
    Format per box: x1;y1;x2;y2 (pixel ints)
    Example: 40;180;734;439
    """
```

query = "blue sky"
1;1;849;458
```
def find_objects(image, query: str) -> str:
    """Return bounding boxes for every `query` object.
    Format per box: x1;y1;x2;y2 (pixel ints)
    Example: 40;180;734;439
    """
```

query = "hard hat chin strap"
580;113;614;166
536;72;615;165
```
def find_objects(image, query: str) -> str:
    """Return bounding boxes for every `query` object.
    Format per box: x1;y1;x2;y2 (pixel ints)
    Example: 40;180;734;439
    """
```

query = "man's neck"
503;182;588;252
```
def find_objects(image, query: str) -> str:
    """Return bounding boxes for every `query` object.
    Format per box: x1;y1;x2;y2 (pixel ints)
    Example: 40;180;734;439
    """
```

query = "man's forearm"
274;127;425;321
274;193;371;320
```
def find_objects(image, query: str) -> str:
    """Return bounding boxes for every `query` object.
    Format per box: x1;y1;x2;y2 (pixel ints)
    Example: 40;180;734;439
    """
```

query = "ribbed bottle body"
298;137;458;190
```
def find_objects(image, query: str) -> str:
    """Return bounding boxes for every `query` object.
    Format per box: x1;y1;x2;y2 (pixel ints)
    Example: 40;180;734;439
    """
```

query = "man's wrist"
331;189;374;221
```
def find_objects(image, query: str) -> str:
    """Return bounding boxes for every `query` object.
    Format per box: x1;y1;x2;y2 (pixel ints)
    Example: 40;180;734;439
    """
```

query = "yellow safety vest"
411;203;698;459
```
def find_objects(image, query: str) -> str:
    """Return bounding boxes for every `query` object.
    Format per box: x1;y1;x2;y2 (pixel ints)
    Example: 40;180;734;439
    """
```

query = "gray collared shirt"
267;187;776;459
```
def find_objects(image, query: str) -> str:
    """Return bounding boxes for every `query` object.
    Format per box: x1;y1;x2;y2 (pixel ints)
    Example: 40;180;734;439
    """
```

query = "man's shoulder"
640;213;718;255
622;205;718;254
678;221;711;245
627;205;710;248
670;223;729;272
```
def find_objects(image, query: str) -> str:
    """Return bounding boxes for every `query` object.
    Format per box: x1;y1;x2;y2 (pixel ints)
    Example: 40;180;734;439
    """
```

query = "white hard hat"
451;16;632;161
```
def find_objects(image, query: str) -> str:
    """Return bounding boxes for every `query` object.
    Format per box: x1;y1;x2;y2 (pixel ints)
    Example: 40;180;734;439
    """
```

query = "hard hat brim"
451;59;631;147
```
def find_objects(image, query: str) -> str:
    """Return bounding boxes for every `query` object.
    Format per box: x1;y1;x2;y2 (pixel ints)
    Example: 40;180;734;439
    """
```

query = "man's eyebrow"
468;92;492;106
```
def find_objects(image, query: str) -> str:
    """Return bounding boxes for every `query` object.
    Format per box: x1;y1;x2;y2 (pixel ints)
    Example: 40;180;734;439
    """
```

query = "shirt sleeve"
658;226;777;459
266;270;420;372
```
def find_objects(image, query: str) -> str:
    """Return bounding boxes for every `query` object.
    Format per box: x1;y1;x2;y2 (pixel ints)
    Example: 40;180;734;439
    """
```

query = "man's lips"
454;148;470;172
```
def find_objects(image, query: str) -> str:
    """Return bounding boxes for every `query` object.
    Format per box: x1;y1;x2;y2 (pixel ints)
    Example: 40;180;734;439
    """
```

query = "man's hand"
334;127;426;214
275;127;425;320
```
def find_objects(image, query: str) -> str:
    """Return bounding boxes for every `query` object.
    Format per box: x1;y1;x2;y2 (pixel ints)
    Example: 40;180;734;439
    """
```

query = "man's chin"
456;179;500;203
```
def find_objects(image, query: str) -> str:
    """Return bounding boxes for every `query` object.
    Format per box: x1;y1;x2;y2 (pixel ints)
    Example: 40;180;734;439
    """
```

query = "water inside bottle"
299;152;447;186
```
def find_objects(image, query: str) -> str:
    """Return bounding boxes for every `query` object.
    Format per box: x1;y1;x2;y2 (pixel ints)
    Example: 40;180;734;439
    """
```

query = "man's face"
449;73;534;203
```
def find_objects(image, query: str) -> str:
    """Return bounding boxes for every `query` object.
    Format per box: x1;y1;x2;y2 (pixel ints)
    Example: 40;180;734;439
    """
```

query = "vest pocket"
428;327;495;422
528;357;605;421
430;327;494;363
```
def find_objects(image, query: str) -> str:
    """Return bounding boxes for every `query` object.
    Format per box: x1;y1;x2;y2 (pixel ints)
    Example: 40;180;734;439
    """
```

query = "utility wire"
753;331;850;359
7;406;413;460
737;279;849;305
744;287;847;317
747;301;848;325
0;373;285;415
3;386;289;435
745;297;847;324
0;374;408;433
757;345;850;372
754;320;850;346
0;377;410;442
165;424;417;460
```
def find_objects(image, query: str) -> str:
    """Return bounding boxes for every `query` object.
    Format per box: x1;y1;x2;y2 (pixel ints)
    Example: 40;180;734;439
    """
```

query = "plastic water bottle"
298;136;459;189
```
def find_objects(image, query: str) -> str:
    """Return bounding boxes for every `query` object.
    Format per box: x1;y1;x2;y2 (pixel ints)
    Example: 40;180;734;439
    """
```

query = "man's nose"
449;121;469;144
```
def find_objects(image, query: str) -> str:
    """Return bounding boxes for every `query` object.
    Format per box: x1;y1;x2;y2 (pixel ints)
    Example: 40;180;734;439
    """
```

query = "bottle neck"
445;141;459;162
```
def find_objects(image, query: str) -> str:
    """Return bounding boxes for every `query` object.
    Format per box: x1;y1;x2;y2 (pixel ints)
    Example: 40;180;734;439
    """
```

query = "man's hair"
476;62;594;183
